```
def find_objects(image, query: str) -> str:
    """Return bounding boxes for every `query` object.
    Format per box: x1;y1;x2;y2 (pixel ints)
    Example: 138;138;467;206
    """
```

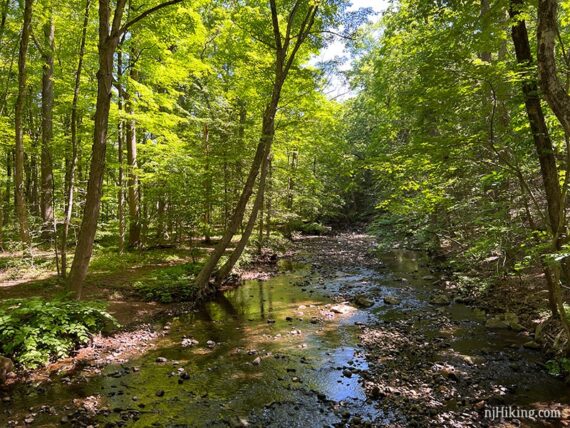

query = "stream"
1;235;569;427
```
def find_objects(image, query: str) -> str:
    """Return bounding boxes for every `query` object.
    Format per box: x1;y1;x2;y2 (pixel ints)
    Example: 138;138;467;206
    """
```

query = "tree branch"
269;0;283;53
119;0;183;36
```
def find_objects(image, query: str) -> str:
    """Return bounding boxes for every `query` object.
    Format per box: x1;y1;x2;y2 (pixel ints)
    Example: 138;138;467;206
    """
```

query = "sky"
313;0;389;99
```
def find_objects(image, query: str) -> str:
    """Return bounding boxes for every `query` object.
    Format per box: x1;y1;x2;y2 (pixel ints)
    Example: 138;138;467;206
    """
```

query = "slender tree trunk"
117;50;125;253
194;80;283;291
202;122;212;244
68;0;182;296
4;151;11;226
61;0;90;278
40;12;55;239
265;157;272;239
194;0;319;291
126;63;141;249
14;0;33;247
215;144;271;282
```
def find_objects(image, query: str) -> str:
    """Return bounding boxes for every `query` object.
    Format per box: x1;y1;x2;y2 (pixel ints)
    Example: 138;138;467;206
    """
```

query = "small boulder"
523;340;541;350
485;317;509;329
331;304;353;314
429;294;451;306
181;338;199;347
354;295;374;308
383;296;401;305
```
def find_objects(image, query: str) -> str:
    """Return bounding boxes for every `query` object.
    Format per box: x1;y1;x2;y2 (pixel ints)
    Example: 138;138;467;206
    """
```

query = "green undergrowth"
134;262;202;303
0;298;118;369
545;357;570;377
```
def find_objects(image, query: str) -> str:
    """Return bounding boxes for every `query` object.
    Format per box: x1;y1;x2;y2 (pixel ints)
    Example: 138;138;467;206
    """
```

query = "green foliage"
0;299;118;369
285;219;331;236
545;358;570;377
134;263;202;303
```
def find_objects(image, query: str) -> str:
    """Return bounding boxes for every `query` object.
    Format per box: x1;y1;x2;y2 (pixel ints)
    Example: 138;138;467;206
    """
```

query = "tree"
14;0;33;247
194;0;351;291
69;0;183;298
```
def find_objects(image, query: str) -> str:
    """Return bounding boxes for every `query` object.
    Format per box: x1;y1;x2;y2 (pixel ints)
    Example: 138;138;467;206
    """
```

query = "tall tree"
61;0;91;277
14;0;33;246
69;0;183;298
40;9;55;238
194;0;321;291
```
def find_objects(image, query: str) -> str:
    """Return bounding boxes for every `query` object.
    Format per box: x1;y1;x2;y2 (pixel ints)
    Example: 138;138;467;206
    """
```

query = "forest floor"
1;233;570;426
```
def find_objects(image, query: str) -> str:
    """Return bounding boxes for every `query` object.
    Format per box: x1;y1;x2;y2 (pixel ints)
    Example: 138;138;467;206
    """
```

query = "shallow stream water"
1;247;569;427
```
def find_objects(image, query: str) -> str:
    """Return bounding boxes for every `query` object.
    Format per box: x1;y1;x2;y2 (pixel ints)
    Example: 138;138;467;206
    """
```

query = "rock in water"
429;294;450;305
331;304;353;314
485;317;509;329
383;296;400;305
523;341;541;350
354;295;374;308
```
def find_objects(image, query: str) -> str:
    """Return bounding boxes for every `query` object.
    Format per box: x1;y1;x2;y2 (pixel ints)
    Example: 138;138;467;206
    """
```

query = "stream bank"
1;233;569;427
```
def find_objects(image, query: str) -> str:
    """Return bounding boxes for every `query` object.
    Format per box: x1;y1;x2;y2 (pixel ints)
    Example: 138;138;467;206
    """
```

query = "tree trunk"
194;81;283;292
69;0;123;298
14;0;33;247
117;50;125;253
537;0;570;138
61;0;91;278
40;12;55;238
511;0;570;340
202;122;212;244
194;0;319;291
215;144;271;282
126;64;141;249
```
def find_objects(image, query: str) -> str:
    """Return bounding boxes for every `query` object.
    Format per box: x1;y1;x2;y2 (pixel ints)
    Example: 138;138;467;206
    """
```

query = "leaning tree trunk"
215;143;271;283
194;83;283;292
194;0;318;291
511;0;570;341
14;0;33;247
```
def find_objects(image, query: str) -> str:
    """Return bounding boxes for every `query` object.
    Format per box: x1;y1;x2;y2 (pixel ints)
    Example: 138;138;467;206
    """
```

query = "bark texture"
14;0;33;246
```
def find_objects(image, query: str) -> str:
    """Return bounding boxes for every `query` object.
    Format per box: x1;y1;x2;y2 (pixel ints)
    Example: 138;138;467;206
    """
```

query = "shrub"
134;262;201;303
0;299;118;369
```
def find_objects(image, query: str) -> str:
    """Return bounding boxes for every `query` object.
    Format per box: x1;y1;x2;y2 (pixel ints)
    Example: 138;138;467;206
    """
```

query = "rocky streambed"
1;233;569;427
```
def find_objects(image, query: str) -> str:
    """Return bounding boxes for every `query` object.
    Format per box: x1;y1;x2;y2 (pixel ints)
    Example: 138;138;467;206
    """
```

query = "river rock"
429;294;450;305
354;295;374;308
383;296;400;305
485;317;509;329
181;338;199;347
252;357;261;366
331;304;353;314
523;340;541;350
509;322;525;332
155;357;168;363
